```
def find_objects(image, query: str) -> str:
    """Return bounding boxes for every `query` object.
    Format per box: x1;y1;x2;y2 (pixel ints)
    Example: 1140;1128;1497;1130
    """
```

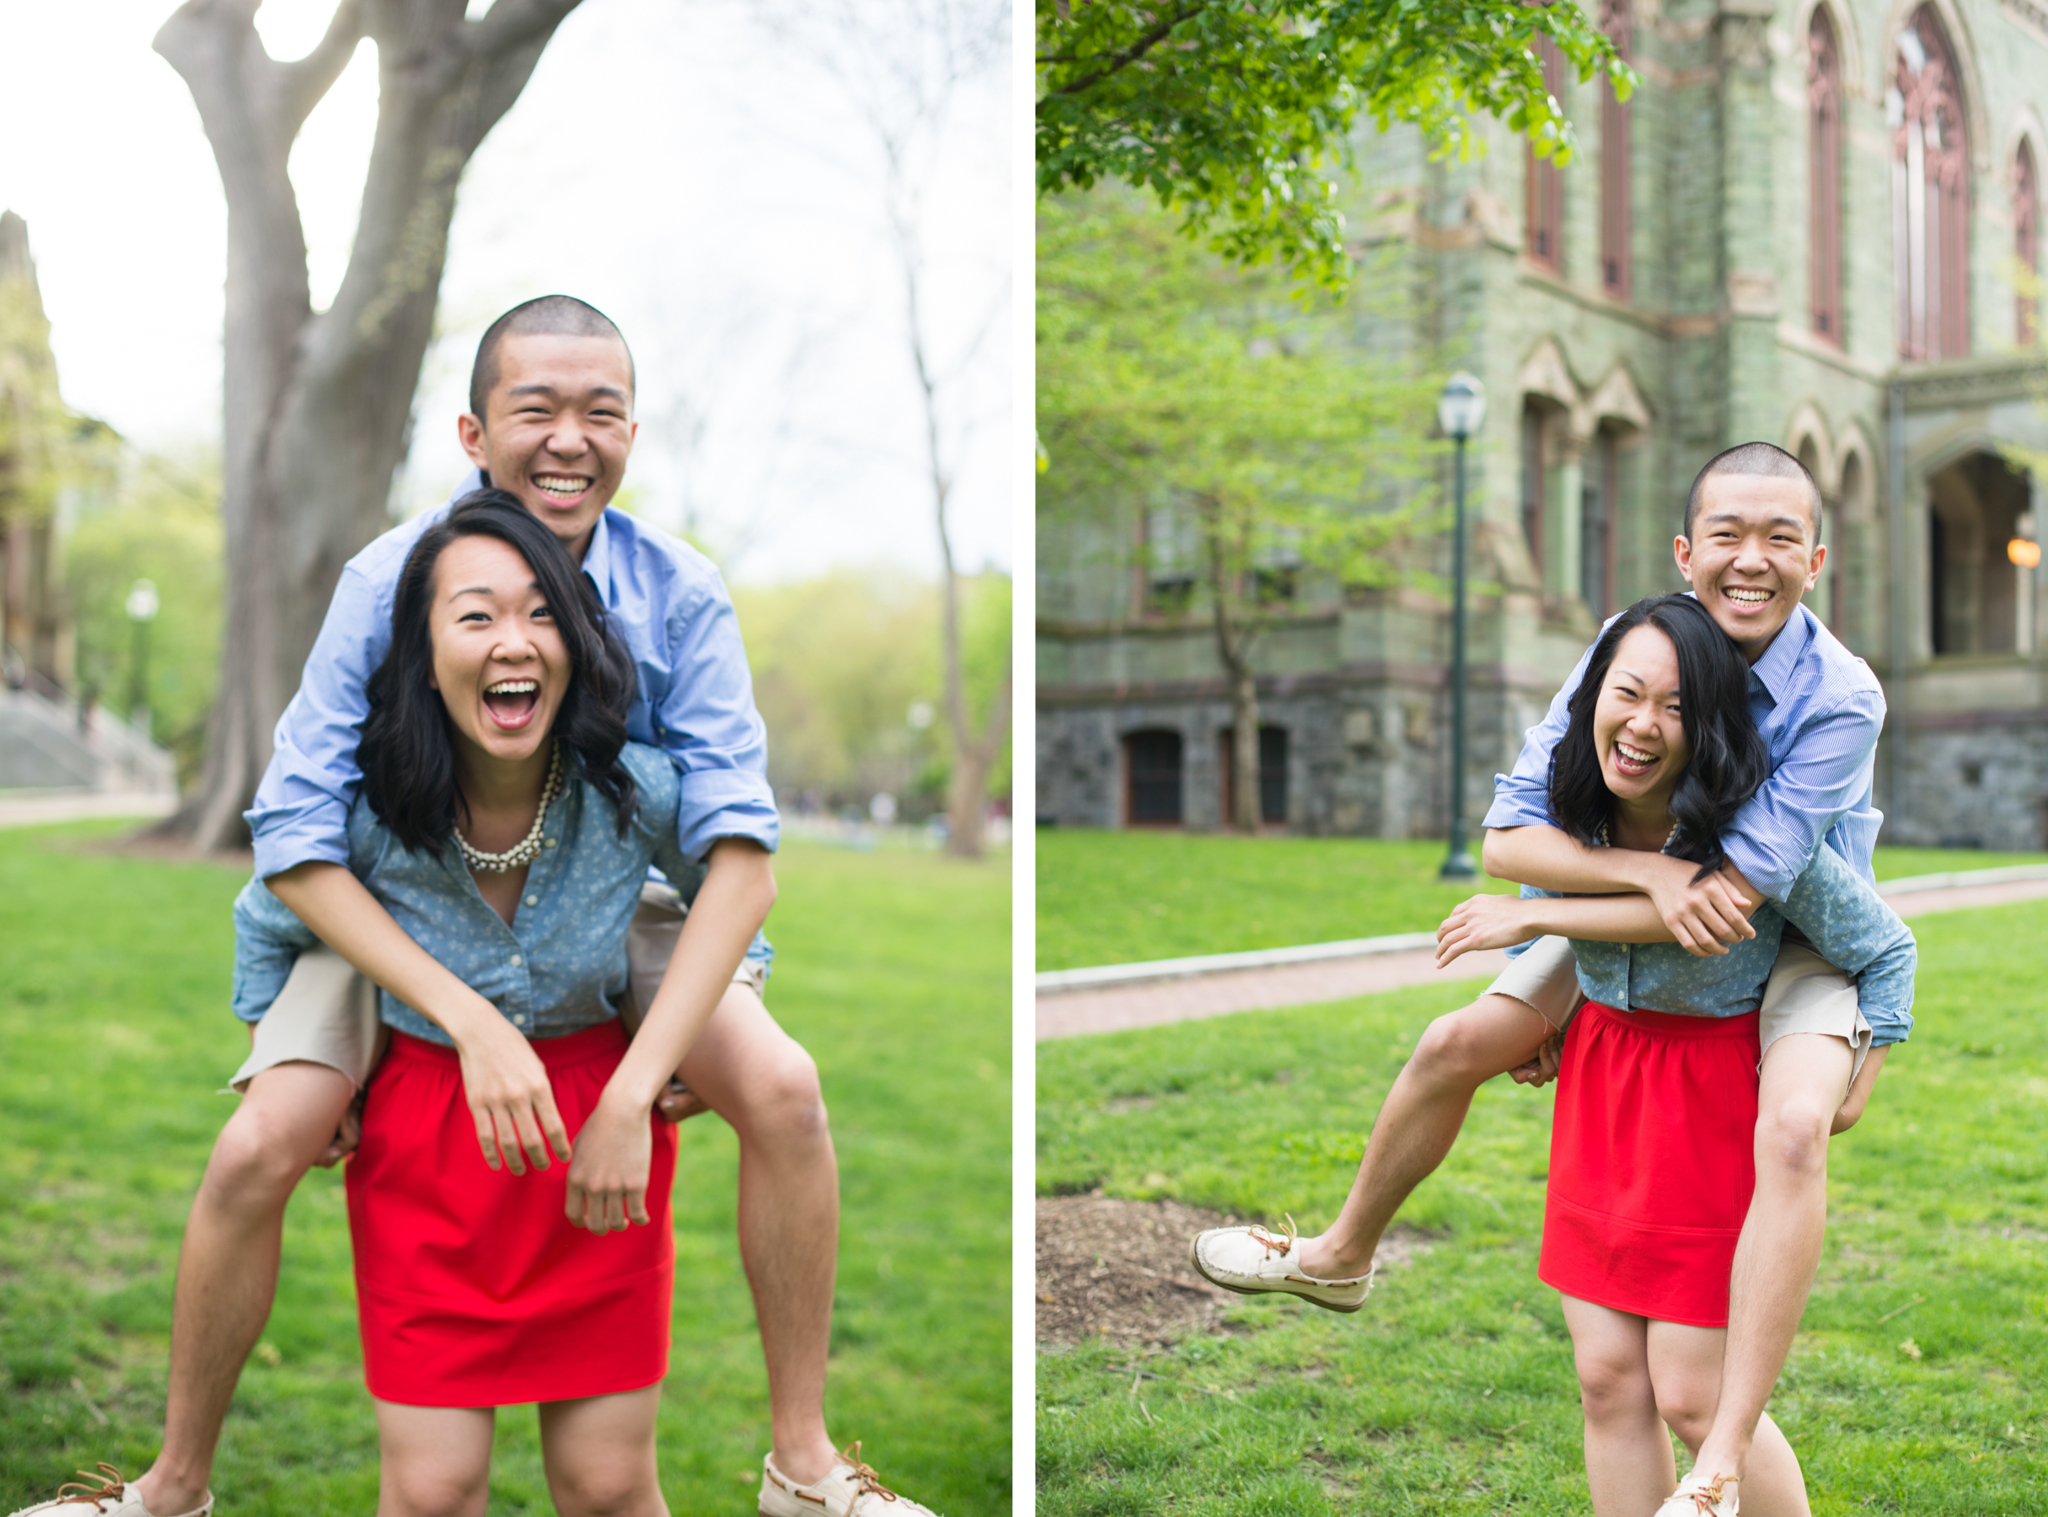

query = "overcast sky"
0;0;1010;585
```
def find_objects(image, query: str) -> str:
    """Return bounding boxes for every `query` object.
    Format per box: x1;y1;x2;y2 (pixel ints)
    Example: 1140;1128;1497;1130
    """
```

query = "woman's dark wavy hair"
1547;594;1769;882
360;490;638;854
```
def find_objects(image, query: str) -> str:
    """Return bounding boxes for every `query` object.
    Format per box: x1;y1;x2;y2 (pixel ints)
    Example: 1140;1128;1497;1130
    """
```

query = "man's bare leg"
1681;1032;1854;1499
1295;994;1555;1279
132;1062;355;1516
672;984;843;1486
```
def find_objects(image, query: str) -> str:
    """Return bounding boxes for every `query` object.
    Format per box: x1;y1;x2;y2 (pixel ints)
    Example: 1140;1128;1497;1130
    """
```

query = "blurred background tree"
1037;189;1437;828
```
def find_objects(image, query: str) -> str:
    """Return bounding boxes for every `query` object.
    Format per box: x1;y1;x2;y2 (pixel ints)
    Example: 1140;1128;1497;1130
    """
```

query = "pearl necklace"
456;743;563;874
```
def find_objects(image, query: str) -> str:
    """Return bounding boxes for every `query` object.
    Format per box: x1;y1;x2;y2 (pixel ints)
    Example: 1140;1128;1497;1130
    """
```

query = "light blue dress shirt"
1525;839;1916;1045
246;479;779;879
1483;603;1886;900
232;744;761;1043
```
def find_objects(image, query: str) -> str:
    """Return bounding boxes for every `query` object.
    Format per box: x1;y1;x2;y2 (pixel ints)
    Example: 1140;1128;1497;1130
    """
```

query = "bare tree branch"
465;0;582;60
275;0;369;135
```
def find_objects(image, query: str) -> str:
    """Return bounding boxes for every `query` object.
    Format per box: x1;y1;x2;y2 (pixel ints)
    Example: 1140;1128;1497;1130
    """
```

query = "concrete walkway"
0;790;177;829
1037;867;2048;1040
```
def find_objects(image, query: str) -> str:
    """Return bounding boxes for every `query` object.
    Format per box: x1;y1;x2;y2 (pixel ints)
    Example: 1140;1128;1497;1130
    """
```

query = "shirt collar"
1747;602;1813;707
580;509;617;605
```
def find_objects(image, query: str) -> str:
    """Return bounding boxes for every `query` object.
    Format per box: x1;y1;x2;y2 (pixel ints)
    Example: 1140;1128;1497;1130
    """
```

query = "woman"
1436;595;1915;1517
232;492;772;1517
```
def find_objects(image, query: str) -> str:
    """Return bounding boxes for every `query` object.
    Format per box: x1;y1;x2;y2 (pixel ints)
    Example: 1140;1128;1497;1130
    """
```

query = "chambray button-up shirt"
232;744;758;1044
1484;603;1886;898
1525;839;1918;1045
245;479;779;878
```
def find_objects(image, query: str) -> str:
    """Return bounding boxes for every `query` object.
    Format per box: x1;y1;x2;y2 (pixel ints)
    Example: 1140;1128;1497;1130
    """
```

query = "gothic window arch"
1600;0;1633;299
1889;7;1970;360
1808;7;1844;344
2019;139;2041;346
1525;35;1565;273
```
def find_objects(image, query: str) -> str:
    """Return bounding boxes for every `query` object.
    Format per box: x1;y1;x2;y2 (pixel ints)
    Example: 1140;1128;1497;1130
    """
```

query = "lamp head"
1438;372;1487;441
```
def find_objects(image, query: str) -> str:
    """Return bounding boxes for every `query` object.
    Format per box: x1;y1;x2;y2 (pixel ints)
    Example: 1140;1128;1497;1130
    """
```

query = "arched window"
1808;8;1844;344
1890;7;1970;360
2019;141;2042;346
1599;0;1633;299
1525;35;1565;273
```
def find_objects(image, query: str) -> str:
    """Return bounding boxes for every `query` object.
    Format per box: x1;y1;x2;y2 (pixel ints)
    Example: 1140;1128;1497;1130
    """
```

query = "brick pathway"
1038;875;2048;1040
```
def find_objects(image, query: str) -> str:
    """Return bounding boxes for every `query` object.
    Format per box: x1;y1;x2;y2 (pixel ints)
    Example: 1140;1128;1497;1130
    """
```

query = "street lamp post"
126;578;160;737
1437;373;1487;880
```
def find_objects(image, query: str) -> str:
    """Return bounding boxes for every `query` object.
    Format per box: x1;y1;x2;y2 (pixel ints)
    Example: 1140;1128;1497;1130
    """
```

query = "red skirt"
345;1021;676;1406
1539;1002;1760;1328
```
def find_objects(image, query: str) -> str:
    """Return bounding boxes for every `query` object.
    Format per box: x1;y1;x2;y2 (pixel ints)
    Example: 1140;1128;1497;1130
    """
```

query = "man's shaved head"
1684;441;1823;541
469;295;636;418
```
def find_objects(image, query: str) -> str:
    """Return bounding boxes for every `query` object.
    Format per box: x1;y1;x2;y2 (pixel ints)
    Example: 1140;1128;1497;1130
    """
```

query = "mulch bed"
1035;1193;1427;1348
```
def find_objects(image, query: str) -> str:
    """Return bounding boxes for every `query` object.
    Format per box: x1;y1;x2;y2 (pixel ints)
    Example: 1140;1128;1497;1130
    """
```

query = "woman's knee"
1574;1346;1656;1425
547;1462;661;1517
381;1458;489;1517
1652;1373;1720;1449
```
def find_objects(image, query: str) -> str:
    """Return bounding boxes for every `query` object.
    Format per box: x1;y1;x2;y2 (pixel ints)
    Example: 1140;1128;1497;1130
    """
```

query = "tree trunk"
154;0;581;850
1200;496;1261;833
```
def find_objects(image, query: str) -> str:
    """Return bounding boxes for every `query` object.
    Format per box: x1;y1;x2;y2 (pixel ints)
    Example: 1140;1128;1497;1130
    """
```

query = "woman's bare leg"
539;1385;668;1517
1561;1296;1676;1517
372;1401;494;1517
1646;1319;1809;1517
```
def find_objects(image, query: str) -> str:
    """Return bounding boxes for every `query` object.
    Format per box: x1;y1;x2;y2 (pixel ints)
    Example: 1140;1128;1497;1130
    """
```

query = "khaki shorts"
229;881;768;1090
1486;934;1872;1081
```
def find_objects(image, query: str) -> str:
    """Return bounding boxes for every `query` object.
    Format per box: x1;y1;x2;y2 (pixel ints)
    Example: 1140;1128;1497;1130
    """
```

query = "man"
1194;442;1893;1514
16;297;934;1517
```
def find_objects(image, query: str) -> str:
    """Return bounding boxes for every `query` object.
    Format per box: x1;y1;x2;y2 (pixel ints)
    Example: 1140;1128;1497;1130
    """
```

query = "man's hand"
1509;1027;1566;1087
564;1094;653;1234
655;1076;710;1124
1436;894;1538;968
1642;861;1757;957
451;1013;572;1175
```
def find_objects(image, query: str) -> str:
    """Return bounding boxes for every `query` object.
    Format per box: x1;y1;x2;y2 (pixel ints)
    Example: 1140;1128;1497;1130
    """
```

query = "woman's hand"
564;1094;653;1234
1436;894;1537;968
449;1011;572;1175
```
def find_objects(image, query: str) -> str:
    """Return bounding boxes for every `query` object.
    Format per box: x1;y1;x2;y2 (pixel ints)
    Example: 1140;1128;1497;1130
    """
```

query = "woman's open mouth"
1611;739;1661;778
482;679;541;730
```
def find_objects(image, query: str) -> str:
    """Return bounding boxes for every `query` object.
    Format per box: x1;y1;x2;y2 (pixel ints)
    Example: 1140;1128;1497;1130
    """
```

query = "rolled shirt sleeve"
1716;684;1884;902
653;572;780;862
230;876;319;1023
1777;844;1917;1045
245;558;401;880
1482;644;1595;833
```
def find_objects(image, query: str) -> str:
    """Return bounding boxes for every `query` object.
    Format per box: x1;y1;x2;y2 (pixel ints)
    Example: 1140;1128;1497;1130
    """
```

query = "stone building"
1037;0;2048;850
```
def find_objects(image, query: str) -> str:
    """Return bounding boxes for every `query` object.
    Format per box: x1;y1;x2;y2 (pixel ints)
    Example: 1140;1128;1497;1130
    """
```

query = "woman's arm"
1435;877;1763;969
1483;825;1760;955
563;837;777;1233
267;861;572;1175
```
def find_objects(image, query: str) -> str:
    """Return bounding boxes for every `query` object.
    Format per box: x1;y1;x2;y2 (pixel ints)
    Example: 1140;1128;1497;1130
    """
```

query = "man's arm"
266;862;571;1175
1435;876;1766;969
562;839;776;1232
1715;686;1884;901
1483;826;1760;955
651;566;780;862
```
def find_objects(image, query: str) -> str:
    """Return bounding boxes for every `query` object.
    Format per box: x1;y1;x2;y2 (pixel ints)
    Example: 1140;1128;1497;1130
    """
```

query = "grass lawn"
0;825;1009;1515
1035;828;2048;970
1037;896;2048;1515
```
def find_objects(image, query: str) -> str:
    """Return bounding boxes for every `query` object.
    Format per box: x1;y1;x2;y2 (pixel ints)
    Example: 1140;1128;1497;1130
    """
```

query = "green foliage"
0;824;1010;1514
64;449;224;783
1037;899;2048;1513
1035;0;1636;288
1036;832;2048;971
732;569;1011;814
1037;190;1439;611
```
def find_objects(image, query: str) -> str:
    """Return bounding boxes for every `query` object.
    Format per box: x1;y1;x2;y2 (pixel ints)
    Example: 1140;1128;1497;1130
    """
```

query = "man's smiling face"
457;332;637;561
1674;473;1825;662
